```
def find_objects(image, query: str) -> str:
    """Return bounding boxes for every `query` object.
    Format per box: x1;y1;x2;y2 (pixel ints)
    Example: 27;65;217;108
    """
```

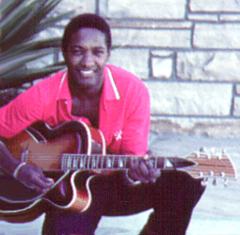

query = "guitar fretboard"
61;154;195;172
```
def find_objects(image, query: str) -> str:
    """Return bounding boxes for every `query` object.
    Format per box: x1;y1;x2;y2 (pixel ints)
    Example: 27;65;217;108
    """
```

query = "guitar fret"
101;155;105;169
66;155;72;170
91;155;99;169
120;156;127;169
87;155;90;169
72;156;78;170
106;156;112;168
79;156;85;169
118;157;124;168
61;155;67;171
91;156;96;169
118;156;128;169
96;155;101;169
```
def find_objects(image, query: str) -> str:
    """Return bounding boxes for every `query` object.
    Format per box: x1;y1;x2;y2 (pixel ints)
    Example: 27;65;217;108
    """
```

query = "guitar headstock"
185;147;238;186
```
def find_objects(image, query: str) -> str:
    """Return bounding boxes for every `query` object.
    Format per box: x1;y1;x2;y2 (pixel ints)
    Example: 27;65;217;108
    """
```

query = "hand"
127;156;161;184
15;163;54;194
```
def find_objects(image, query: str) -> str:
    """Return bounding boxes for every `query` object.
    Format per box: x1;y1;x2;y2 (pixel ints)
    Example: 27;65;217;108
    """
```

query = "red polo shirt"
0;64;150;154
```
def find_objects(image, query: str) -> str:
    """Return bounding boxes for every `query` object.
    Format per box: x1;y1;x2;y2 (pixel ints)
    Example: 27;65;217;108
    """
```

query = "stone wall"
53;0;240;137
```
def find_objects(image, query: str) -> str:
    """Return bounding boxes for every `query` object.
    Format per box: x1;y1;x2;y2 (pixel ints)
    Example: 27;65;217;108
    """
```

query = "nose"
81;51;94;68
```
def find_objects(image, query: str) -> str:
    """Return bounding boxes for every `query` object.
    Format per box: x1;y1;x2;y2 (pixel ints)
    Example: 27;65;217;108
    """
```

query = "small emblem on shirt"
114;130;122;141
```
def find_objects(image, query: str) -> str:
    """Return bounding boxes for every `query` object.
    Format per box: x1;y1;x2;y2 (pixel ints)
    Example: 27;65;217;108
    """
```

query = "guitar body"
0;121;106;223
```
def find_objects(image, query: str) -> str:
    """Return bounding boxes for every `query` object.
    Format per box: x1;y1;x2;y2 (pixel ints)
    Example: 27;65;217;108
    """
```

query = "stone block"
177;52;240;82
112;29;191;48
109;48;149;79
187;13;218;22
99;0;186;19
194;24;240;49
190;0;240;12
146;82;232;116
108;19;192;29
55;0;96;14
151;117;240;137
151;57;173;79
233;97;240;116
220;14;240;21
236;85;240;95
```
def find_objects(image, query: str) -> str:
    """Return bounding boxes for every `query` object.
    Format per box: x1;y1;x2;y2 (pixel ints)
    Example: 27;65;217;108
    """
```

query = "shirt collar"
102;66;120;101
56;70;71;101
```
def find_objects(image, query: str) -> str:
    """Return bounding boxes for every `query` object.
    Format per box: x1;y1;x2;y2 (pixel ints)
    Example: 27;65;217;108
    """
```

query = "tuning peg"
194;149;201;158
198;146;212;158
223;178;228;187
221;148;227;157
210;147;216;154
209;170;214;177
201;177;208;186
199;146;206;153
216;151;222;159
220;172;225;178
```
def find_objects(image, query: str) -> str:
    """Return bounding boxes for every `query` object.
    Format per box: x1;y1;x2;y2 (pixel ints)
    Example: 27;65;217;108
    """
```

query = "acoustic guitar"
0;121;237;223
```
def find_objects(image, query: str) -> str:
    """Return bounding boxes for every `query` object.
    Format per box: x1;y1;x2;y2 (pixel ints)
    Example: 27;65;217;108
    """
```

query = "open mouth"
79;69;95;77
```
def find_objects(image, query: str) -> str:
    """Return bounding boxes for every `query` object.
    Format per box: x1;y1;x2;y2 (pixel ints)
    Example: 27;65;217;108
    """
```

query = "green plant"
0;0;71;90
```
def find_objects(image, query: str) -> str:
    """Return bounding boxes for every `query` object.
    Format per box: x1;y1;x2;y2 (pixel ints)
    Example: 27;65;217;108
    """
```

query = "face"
63;28;110;95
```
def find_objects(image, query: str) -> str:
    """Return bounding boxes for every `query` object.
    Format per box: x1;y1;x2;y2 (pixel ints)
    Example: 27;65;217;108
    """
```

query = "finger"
138;160;160;183
129;158;139;169
144;158;156;169
138;160;150;177
148;168;161;183
127;168;147;183
41;176;54;185
130;171;149;184
33;174;54;190
131;168;149;184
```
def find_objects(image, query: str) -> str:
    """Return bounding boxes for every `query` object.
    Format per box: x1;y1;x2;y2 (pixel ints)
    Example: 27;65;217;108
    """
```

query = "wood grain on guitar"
0;121;237;223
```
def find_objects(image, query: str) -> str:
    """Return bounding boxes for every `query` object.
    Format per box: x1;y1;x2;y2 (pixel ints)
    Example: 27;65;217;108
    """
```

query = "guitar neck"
61;154;195;171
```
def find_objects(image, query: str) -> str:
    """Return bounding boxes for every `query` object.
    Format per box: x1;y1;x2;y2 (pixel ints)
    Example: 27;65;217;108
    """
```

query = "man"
0;13;205;235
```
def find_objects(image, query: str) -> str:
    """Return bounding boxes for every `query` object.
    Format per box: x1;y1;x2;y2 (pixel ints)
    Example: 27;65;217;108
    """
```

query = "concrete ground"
0;133;240;235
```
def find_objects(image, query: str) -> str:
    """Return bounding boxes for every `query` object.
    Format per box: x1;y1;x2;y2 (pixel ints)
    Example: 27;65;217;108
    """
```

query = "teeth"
81;70;94;75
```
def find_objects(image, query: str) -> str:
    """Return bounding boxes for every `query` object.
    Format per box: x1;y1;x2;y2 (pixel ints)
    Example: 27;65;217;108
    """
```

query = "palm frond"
0;63;66;89
0;38;61;62
0;0;63;51
0;50;52;76
0;0;69;90
0;0;22;19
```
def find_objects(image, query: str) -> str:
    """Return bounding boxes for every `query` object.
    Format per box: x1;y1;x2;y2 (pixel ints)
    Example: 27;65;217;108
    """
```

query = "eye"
70;47;84;56
93;49;106;57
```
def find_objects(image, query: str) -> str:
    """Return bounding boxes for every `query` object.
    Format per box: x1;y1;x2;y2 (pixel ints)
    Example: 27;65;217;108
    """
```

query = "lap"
42;170;205;234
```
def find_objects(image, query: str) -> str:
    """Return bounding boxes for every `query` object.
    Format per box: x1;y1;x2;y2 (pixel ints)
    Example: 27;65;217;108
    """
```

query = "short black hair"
62;13;112;52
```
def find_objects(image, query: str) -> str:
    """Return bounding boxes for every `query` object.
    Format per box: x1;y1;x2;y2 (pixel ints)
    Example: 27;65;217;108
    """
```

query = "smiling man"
0;14;205;235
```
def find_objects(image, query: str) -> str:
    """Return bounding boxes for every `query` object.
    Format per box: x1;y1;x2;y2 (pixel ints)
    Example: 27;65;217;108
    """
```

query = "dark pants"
42;170;205;235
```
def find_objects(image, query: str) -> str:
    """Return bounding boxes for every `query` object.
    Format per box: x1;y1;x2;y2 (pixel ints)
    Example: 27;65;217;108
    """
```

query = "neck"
69;80;102;99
